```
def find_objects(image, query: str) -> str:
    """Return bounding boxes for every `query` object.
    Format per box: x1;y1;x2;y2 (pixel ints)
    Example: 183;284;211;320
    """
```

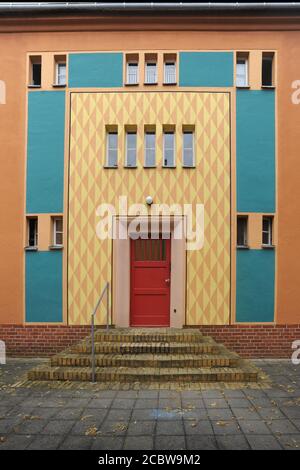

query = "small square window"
53;217;63;247
262;216;273;246
237;216;248;247
27;217;38;247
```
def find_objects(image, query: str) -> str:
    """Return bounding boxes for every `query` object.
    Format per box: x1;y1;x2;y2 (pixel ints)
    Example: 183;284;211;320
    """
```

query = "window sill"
262;244;275;249
52;83;67;88
236;85;250;89
103;165;118;169
162;165;176;169
261;85;276;89
25;246;38;251
125;82;139;86
49;245;63;250
124;165;138;169
236;245;249;250
28;85;41;89
182;165;196;169
163;82;177;86
143;165;157;169
144;82;158;86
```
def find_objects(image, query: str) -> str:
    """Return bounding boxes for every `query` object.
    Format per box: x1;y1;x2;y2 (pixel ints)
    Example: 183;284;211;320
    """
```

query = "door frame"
112;216;186;328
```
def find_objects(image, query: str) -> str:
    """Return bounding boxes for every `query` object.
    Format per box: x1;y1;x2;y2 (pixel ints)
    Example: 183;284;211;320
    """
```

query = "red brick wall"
200;324;300;358
0;324;299;357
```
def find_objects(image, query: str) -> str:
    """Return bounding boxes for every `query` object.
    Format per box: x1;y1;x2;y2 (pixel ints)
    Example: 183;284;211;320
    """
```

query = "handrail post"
91;314;95;383
107;282;110;331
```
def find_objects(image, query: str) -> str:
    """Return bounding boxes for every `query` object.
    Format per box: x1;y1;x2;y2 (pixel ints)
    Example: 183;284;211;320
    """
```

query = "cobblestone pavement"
0;359;300;450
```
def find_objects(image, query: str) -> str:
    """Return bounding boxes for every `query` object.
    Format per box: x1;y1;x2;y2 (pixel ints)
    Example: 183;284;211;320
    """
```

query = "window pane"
183;132;193;149
32;63;41;86
262;57;273;86
164;149;174;167
57;64;66;85
56;232;63;245
164;132;174;150
127;63;138;84
236;61;247;87
126;133;137;166
108;133;118;150
183;149;194;167
262;231;269;245
28;219;37;246
164;62;176;83
145;132;156;166
145;63;157;83
55;218;63;232
108;149;117;167
237;218;247;246
164;132;175;166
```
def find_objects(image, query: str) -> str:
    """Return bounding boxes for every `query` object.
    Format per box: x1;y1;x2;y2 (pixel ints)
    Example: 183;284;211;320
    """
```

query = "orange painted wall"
0;14;300;324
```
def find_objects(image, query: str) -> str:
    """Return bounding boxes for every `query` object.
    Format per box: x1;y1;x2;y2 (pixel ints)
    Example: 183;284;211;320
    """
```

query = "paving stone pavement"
0;358;300;450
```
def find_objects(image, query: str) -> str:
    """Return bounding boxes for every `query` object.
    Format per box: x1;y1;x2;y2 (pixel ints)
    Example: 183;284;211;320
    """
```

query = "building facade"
0;3;300;357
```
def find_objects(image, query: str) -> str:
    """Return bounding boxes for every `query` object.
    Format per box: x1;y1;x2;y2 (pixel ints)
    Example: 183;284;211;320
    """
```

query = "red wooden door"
130;238;171;327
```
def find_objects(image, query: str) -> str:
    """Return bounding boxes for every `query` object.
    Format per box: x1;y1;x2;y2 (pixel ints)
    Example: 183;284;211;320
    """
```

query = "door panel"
130;238;171;327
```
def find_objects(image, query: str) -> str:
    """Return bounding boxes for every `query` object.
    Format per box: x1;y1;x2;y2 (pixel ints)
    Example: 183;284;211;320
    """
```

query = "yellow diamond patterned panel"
68;92;230;325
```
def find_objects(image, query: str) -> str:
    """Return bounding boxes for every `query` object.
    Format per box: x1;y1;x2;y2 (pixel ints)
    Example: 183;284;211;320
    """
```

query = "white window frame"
236;57;248;87
53;217;63;247
237;216;248;247
126;62;139;85
182;131;195;167
125;131;137;167
164;61;176;84
262;216;273;246
28;218;38;247
106;131;118;167
56;62;67;86
145;62;157;84
163;131;175;167
144;131;156;167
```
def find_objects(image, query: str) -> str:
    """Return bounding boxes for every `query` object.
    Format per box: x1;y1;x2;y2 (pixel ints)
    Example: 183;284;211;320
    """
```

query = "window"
182;129;195;167
164;61;176;84
144;130;156;167
126;131;137;167
163;129;175;167
53;217;63;247
236;53;248;87
262;52;274;87
237;216;248;247
106;130;118;167
56;62;66;86
29;56;42;87
145;62;157;84
262;216;273;246
127;62;139;85
27;218;38;247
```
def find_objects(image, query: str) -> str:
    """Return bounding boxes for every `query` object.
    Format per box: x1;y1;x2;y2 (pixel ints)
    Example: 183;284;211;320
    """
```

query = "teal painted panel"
26;251;62;323
26;91;65;213
236;89;275;212
69;53;123;88
179;52;233;87
236;249;275;322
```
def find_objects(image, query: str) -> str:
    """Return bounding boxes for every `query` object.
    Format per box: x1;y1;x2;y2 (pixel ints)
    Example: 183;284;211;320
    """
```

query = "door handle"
165;278;170;284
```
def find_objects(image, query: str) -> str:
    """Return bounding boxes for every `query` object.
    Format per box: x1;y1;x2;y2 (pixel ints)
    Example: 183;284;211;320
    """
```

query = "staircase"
28;328;258;384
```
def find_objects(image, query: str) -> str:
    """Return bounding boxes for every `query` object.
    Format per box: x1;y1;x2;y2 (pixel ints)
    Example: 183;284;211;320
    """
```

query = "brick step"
50;352;239;368
28;365;258;383
72;339;219;355
94;328;203;344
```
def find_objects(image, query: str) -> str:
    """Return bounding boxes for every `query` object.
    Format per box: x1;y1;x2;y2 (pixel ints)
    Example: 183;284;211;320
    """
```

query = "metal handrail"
91;282;110;383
